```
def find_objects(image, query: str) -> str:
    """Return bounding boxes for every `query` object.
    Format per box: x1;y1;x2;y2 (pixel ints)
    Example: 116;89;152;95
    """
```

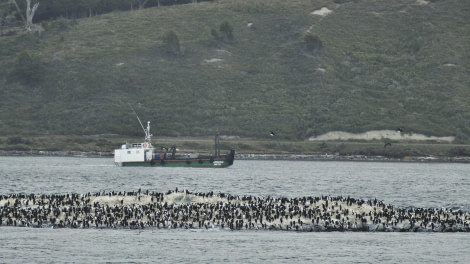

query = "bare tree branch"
137;0;149;9
9;0;26;25
25;0;39;31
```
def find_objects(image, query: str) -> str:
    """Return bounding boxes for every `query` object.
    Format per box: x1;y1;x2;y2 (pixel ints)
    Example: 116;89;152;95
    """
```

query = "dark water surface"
1;157;469;263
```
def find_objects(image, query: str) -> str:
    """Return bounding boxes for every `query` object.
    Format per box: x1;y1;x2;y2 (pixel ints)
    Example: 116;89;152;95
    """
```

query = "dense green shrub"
447;147;470;157
8;51;44;85
162;30;182;56
219;21;234;44
304;33;322;53
7;136;24;145
41;17;77;32
210;28;219;41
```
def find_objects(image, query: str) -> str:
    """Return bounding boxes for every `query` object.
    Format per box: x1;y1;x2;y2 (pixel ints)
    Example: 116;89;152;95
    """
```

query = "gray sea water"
1;156;469;263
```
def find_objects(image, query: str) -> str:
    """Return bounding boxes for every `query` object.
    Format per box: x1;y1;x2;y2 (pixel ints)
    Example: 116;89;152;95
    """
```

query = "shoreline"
1;150;470;163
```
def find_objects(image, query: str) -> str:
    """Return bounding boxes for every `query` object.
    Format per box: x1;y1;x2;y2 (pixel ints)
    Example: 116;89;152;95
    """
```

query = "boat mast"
145;121;152;143
128;103;153;145
215;131;220;157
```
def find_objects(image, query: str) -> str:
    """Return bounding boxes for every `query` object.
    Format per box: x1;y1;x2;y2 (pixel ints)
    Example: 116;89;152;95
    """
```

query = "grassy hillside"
1;0;469;145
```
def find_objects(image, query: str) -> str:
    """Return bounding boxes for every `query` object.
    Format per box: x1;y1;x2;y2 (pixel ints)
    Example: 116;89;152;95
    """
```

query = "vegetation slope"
0;0;469;155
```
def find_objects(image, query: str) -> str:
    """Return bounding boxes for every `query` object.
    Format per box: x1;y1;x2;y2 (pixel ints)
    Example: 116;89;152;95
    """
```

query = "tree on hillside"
212;21;234;45
304;33;322;53
9;51;44;84
138;0;149;9
25;0;39;31
9;0;26;26
163;30;182;56
219;21;234;44
9;0;39;31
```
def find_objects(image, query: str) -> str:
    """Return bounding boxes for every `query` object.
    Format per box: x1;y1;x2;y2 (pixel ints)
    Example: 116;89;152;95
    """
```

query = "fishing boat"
114;120;235;167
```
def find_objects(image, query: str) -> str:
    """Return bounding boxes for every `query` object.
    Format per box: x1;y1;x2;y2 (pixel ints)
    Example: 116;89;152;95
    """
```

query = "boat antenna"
128;103;145;132
128;103;152;143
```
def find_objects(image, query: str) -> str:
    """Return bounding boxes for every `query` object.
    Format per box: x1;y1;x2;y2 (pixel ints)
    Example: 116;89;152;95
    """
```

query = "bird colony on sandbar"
1;189;469;232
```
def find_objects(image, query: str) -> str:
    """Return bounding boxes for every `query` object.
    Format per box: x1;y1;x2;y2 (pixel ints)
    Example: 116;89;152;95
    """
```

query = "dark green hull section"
121;159;231;168
119;150;235;168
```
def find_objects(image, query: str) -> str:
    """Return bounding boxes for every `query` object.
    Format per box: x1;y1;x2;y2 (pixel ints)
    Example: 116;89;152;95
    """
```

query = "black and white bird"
269;131;275;137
